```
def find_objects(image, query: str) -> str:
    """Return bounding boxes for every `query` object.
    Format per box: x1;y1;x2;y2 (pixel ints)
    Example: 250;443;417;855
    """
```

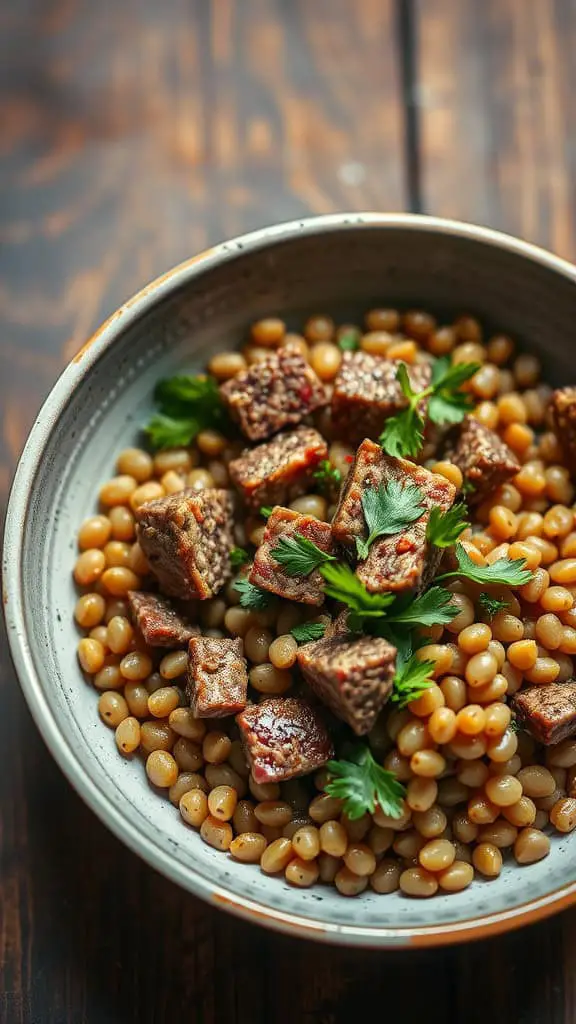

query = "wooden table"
2;2;576;1021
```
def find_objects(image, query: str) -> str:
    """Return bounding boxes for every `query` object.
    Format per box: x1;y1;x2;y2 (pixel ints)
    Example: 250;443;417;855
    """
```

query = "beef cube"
332;439;455;594
550;388;576;473
513;682;576;746
187;636;248;717
128;590;199;647
219;344;328;441
249;507;335;606
331;352;431;443
229;426;328;511
236;697;333;783
136;488;234;601
445;416;519;504
297;632;397;736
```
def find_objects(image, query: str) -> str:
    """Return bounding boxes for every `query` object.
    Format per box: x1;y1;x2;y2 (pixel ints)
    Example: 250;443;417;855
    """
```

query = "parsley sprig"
318;562;396;625
390;652;436;708
355;481;426;560
380;358;480;459
426;502;469;549
145;375;228;450
436;544;534;587
478;593;509;619
230;547;249;569
270;535;336;576
290;622;327;644
313;459;342;494
326;746;405;820
232;576;272;610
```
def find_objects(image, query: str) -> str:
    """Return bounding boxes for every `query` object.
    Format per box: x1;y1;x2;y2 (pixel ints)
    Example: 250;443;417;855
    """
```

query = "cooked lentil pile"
73;309;576;898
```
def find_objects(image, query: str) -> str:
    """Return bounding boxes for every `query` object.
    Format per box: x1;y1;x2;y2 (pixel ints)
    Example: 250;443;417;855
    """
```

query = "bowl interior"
7;218;576;945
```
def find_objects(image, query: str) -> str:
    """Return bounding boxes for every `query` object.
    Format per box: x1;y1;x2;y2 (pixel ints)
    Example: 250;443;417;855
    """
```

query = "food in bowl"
72;306;576;900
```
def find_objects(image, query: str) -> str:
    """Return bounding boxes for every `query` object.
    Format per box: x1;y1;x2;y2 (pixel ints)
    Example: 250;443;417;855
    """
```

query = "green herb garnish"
461;479;476;497
318;562;395;626
145;375;227;450
290;622;327;644
379;358;480;459
355;481;426;560
232;576;272;610
426;502;469;549
337;328;361;352
230;547;249;569
325;746;405;820
384;586;460;628
437;543;534;588
313;459;342;494
260;506;274;519
390;653;436;708
270;534;336;576
478;593;509;619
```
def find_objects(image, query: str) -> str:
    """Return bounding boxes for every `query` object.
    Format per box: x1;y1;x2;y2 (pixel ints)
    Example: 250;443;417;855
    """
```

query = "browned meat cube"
128;590;199;647
249;507;335;606
332;439;455;594
219;344;328;441
513;683;576;746
445;416;519;504
229;426;328;511
187;636;248;717
550;388;576;473
236;697;333;783
136;488;234;601
331;352;431;443
297;631;397;736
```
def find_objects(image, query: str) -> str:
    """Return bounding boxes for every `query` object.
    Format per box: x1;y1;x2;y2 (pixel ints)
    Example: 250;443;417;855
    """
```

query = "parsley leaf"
260;506;274;519
437;543;535;587
290;622;327;644
319;562;395;627
313;459;342;494
230;546;249;569
426;502;469;549
385;586;460;627
232;576;272;610
478;593;509;619
325;746;405;820
145;375;227;450
337;328;361;352
390;653;436;708
270;533;336;577
379;358;480;459
355;481;426;560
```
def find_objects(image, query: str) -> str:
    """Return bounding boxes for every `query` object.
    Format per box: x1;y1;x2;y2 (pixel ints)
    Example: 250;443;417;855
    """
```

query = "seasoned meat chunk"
236;697;333;783
445;416;519;504
513;683;576;746
219;344;328;441
136;488;234;601
229;426;328;511
297;631;397;736
331;352;431;443
187;636;248;717
249;507;335;606
332;439;455;594
550;387;576;473
128;590;199;647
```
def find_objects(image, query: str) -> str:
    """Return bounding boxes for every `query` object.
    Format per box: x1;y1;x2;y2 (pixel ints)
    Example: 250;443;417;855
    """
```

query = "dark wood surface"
2;2;576;1021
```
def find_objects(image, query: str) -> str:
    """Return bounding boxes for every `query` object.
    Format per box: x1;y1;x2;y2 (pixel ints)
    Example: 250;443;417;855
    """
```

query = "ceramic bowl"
5;213;576;947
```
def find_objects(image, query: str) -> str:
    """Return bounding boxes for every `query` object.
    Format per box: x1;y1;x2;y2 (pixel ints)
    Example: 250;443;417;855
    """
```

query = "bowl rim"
5;211;576;947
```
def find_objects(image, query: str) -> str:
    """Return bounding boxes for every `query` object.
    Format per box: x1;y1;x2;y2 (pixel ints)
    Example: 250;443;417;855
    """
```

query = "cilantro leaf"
338;328;361;352
230;546;249;569
379;406;425;459
437;543;535;587
386;586;460;627
145;413;200;450
260;506;274;519
154;374;221;409
478;593;509;619
427;360;479;427
232;576;272;610
390;653;436;708
313;459;342;494
325;746;405;820
318;562;395;626
430;357;480;391
270;533;336;577
426;502;469;549
355;481;426;560
290;622;327;644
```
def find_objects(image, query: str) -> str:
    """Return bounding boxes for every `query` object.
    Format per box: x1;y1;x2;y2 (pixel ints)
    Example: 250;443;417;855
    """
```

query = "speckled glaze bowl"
5;213;576;947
